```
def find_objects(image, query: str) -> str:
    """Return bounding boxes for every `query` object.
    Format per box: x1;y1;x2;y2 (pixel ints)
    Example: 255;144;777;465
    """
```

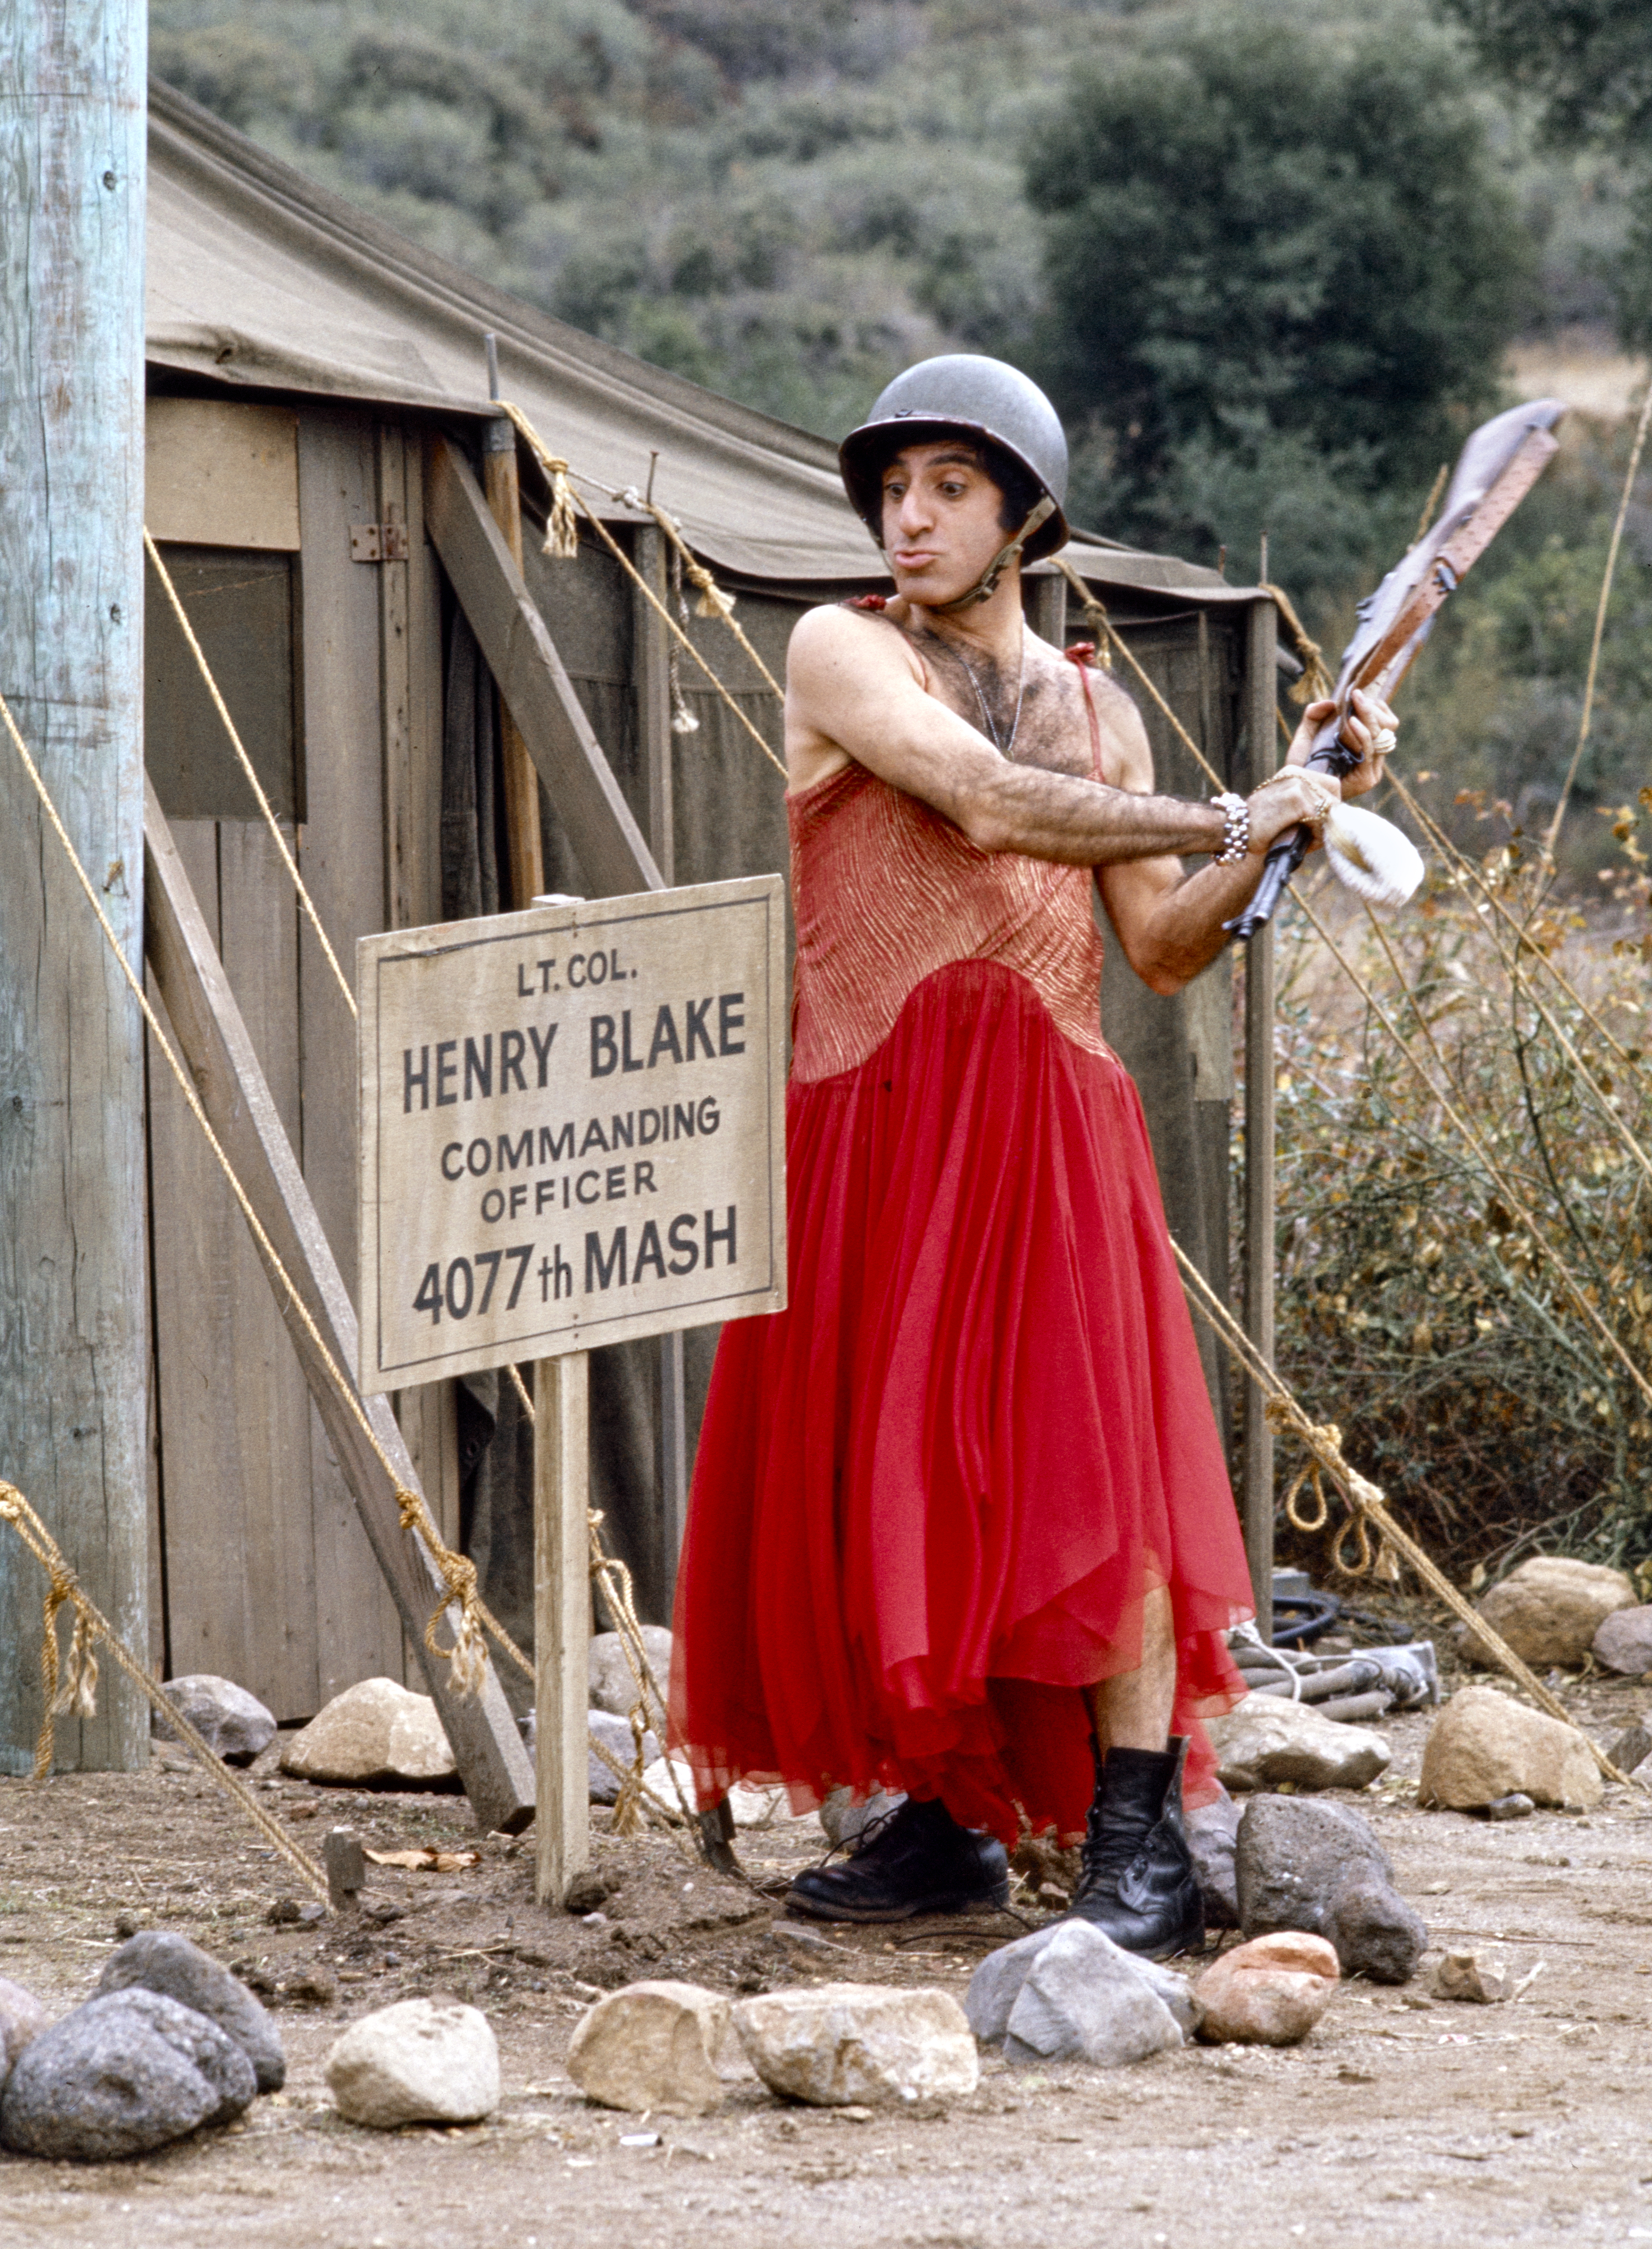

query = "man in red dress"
669;356;1396;1957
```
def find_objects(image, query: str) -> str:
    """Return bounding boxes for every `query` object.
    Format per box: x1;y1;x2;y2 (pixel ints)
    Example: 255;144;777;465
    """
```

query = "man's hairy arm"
787;606;1228;863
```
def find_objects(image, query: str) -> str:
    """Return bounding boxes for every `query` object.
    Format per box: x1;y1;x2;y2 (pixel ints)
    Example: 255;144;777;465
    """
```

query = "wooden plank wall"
146;405;456;1717
292;408;405;1701
147;821;321;1714
382;428;464;1584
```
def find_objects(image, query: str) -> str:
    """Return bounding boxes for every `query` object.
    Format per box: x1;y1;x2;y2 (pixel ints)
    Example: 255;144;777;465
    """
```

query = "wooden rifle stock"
1226;397;1566;942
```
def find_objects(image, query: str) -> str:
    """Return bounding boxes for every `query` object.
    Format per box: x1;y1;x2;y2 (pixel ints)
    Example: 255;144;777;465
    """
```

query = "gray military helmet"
839;354;1070;563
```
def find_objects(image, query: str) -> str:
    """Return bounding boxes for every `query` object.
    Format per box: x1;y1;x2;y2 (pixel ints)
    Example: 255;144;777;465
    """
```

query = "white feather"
1322;802;1425;910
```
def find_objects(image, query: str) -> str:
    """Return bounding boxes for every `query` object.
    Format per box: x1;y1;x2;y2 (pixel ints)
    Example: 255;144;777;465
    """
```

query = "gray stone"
966;1921;1196;2044
324;1999;499;2128
1592;1605;1652;1678
1605;1722;1652;1776
589;1628;673;1728
0;1977;49;2090
97;1930;286;2093
280;1678;456;1788
1187;1786;1241;1929
820;1787;904;1850
323;1829;365;1911
1205;1694;1390;1793
1486;1792;1536;1821
999;1923;1184;2069
586;1708;662;1806
1235;1796;1426;1985
0;1989;255;2160
154;1674;276;1766
733;1985;977;2107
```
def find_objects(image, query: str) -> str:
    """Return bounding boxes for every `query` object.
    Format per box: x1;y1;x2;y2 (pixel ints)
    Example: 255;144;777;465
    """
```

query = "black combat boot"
1068;1735;1204;1960
786;1796;1010;1923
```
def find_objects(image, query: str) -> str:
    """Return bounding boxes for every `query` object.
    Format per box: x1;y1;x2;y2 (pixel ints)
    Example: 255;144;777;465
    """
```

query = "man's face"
879;441;1007;606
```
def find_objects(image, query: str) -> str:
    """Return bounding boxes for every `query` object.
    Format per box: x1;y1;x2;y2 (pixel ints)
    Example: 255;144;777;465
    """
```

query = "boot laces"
1077;1794;1155;1898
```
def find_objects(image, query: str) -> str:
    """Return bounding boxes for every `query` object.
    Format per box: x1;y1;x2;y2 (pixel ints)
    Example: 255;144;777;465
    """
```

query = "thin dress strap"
1063;642;1104;777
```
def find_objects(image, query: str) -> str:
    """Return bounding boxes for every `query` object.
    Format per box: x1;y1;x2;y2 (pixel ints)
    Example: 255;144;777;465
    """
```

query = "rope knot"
1261;580;1334;705
397;1488;488;1697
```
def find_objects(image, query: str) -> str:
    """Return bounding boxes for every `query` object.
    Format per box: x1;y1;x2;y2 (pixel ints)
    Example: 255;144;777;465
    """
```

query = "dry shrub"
1267;792;1652;1583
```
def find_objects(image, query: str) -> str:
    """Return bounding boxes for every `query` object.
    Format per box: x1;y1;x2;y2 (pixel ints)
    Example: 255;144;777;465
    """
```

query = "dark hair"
867;428;1044;535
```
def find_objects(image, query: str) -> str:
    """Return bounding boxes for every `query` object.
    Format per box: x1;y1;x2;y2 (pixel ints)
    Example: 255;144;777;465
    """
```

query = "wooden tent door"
143;398;457;1719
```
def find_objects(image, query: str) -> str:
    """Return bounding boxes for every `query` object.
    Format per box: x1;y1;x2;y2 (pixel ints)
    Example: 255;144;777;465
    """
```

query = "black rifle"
1226;397;1566;943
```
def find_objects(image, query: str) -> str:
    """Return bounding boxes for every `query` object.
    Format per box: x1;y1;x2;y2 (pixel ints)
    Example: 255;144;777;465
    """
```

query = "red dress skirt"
670;732;1252;1843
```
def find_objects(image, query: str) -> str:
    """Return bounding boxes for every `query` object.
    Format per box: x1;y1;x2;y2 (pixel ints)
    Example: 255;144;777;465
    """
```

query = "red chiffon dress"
669;661;1253;1840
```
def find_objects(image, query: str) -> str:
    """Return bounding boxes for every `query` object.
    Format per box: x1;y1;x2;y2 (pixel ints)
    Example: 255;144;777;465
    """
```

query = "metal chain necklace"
955;629;1027;762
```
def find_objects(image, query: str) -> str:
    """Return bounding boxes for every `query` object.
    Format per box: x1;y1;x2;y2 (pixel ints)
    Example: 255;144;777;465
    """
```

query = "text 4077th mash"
357;875;787;1396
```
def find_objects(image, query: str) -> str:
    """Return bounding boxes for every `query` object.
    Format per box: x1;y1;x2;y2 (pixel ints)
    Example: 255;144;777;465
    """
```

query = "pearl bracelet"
1210;792;1250;866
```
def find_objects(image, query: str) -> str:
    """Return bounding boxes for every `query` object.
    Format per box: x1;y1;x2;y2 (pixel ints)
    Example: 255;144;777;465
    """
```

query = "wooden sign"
357;877;786;1394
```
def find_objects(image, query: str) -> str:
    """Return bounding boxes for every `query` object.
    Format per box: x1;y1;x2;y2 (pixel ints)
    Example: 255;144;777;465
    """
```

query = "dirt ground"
5;1658;1652;2249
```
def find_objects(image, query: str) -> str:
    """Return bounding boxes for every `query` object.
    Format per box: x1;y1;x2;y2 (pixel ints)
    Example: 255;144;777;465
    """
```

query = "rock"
566;1981;730;2116
282;1970;337;2007
589;1628;672;1727
1418;1685;1602;1813
1433;1949;1513;2003
1187;1787;1241;1928
993;1924;1185;2069
154;1675;276;1766
1205;1693;1391;1793
324;1999;499;2128
280;1678;455;1788
563;1868;610;1915
821;1787;904;1850
1462;1556;1635;1670
657;1758;815;1831
0;1989;255;2159
0;1978;49;2090
587;1709;662;1806
1592;1605;1652;1678
323;1829;365;1911
97;1930;286;2093
728;1782;815;1830
733;1985;977;2108
966;1922;1196;2045
1605;1721;1652;1775
1193;1932;1339;2047
1234;1797;1426;1985
1486;1792;1536;1821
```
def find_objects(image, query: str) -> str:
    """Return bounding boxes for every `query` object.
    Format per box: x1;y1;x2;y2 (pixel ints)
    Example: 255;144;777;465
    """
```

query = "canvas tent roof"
148;82;1254;598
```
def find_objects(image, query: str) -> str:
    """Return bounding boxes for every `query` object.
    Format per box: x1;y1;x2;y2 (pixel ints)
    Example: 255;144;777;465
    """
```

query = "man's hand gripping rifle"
1226;397;1567;943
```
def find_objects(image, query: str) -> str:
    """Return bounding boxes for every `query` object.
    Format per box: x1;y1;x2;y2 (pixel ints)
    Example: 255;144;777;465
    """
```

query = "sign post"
358;876;786;1902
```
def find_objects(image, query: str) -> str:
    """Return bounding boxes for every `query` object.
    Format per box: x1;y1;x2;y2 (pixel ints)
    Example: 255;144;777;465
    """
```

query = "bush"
1269;812;1652;1584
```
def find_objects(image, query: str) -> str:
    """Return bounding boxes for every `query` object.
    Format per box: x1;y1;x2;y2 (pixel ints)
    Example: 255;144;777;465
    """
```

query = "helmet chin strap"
891;496;1055;617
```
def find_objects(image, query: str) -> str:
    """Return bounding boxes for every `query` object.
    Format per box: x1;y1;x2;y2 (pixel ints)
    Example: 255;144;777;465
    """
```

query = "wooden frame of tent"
139;82;1280;1768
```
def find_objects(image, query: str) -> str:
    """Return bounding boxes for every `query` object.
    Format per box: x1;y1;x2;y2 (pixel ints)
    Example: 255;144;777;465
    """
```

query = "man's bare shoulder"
1059;648;1154;791
787;601;923;682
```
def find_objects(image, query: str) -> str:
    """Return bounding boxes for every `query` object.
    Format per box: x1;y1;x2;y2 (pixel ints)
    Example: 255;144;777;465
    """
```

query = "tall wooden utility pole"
0;5;150;1771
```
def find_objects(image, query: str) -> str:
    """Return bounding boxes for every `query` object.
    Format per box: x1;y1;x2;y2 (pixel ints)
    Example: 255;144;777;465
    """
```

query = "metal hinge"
350;509;409;563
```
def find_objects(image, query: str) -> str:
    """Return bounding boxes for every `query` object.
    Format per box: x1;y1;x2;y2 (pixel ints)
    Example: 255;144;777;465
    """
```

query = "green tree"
1439;0;1652;341
1438;1;1652;145
1026;8;1532;590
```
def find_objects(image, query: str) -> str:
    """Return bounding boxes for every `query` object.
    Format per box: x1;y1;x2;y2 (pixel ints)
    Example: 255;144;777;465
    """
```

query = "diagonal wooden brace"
142;778;535;1835
423;434;663;900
